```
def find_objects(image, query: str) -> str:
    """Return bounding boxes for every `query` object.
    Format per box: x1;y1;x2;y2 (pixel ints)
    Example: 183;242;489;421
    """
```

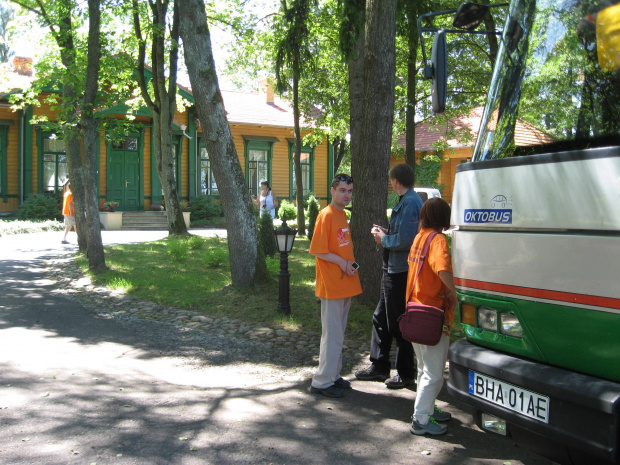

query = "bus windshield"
474;0;620;160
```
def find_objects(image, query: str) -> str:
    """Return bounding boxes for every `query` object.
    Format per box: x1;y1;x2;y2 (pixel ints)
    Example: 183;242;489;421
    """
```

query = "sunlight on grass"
76;234;375;339
109;276;133;292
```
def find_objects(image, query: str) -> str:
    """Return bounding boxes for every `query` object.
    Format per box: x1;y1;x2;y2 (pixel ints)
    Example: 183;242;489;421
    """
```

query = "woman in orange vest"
406;197;457;435
61;180;76;244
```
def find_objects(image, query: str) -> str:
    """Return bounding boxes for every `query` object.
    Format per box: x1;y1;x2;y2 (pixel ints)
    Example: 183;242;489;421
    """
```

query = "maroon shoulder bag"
398;231;445;346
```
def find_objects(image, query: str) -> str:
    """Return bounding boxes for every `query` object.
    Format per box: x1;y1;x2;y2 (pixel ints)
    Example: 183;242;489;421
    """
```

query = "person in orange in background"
309;174;362;398
406;197;457;436
61;180;76;244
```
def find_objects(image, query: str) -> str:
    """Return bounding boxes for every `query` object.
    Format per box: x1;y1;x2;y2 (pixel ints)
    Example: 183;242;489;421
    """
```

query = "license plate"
468;371;550;423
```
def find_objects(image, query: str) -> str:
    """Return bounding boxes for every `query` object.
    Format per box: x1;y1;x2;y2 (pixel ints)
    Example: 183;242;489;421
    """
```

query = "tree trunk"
333;137;346;172
80;0;106;272
56;0;88;254
133;0;187;236
405;0;420;173
178;0;270;287
292;71;306;235
351;0;397;305
348;32;364;176
153;110;187;235
64;132;87;252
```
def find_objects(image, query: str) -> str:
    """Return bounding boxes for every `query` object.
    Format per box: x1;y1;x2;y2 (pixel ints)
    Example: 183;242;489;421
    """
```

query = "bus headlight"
478;307;497;331
500;313;523;337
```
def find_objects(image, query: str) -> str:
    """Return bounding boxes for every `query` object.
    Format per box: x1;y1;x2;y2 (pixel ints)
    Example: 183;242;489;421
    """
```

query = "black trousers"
369;270;415;379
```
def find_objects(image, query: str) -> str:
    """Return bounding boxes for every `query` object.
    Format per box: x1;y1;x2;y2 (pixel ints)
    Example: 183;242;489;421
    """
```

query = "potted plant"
102;201;119;212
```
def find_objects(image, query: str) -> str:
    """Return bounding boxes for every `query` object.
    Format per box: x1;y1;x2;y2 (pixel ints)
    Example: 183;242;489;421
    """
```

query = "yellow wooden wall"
228;124;329;204
1;96;330;213
0;108;20;212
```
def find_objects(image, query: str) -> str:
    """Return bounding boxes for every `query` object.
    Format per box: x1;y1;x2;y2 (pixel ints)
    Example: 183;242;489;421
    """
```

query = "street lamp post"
273;218;298;315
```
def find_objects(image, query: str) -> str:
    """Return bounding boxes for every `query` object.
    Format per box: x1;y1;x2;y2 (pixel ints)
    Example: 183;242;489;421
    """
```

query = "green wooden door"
108;137;140;210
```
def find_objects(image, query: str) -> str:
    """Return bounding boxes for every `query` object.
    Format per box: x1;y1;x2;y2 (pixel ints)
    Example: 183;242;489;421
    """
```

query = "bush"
302;191;315;209
277;199;297;222
189;195;223;222
188;235;205;250
203;246;227;268
387;192;400;210
258;210;277;257
18;192;63;221
306;195;320;241
167;238;188;262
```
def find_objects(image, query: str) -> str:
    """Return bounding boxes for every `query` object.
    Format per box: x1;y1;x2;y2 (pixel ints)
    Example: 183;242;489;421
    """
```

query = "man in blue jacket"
355;163;424;389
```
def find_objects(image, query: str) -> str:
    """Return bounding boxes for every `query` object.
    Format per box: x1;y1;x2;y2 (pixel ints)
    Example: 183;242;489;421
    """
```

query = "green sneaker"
431;405;452;422
410;418;448;436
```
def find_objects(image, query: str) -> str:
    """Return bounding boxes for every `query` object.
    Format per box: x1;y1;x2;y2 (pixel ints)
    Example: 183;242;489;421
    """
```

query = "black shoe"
310;385;344;398
385;374;415;389
334;377;351;389
354;365;390;382
61;240;69;244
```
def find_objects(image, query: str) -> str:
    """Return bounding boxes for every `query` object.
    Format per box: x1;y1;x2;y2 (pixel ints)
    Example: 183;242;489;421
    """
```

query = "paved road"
0;230;554;464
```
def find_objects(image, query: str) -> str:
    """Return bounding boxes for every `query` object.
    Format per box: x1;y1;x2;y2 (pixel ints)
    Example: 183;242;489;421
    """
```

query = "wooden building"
0;59;334;215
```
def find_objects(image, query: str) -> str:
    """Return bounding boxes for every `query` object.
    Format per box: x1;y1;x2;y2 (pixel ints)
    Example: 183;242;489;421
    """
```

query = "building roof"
0;57;35;100
220;87;315;129
396;107;554;152
1;58;310;130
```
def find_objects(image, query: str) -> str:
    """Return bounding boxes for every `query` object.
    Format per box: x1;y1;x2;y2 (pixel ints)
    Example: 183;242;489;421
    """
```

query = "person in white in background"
252;180;279;219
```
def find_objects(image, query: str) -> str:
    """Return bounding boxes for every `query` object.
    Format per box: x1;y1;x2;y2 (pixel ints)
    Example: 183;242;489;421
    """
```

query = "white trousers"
412;334;450;424
311;297;351;389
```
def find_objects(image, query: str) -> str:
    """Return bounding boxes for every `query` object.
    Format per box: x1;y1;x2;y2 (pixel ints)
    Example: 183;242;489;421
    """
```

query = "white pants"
311;297;351;389
412;334;450;424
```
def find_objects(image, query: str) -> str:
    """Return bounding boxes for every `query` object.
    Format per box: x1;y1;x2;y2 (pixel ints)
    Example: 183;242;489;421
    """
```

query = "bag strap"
407;231;438;302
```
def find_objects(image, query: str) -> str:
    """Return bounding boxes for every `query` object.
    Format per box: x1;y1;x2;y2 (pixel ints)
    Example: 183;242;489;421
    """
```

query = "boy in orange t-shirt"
309;174;362;398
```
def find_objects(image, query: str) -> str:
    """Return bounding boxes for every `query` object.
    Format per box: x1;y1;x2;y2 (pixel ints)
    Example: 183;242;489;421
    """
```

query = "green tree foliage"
9;0;108;272
258;210;277;257
306;194;319;241
415;153;442;188
0;0;15;63
274;0;317;236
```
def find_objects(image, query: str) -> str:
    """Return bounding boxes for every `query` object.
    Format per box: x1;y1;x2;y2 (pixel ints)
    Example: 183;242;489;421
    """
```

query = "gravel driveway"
0;230;554;465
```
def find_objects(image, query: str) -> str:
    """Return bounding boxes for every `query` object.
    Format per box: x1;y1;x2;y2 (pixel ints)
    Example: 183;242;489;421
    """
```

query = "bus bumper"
448;339;620;465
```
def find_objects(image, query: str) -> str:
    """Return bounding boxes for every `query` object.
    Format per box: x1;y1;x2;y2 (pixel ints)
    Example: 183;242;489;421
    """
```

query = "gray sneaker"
410;418;448;436
354;365;390;382
385;374;415;389
432;405;452;422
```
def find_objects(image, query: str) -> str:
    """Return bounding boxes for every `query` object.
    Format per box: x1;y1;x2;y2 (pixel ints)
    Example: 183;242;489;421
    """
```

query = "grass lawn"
75;234;376;340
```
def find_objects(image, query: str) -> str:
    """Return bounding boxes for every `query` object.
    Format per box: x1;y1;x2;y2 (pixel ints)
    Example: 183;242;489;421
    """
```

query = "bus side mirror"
453;2;490;30
431;30;447;114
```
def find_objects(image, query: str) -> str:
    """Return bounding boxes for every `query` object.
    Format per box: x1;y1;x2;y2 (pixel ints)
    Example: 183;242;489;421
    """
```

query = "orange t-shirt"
406;228;454;329
62;190;74;215
309;205;362;299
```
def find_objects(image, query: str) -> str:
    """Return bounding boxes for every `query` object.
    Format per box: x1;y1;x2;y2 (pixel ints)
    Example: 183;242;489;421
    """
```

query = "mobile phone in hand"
351;261;360;270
